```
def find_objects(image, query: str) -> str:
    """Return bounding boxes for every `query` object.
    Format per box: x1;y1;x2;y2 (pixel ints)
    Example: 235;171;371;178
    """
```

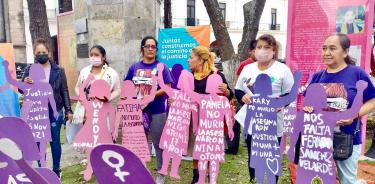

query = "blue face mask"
35;54;49;64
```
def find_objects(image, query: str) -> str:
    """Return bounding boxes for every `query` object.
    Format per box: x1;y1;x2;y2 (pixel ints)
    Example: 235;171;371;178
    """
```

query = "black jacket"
22;61;73;121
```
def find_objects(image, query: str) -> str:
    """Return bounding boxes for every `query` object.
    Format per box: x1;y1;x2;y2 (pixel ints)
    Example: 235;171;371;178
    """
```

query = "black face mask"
35;54;49;64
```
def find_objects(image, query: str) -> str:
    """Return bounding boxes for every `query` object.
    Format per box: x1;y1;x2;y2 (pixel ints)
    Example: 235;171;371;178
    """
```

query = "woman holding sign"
21;38;73;177
300;33;375;184
74;45;121;103
186;46;233;184
124;36;174;184
235;34;294;183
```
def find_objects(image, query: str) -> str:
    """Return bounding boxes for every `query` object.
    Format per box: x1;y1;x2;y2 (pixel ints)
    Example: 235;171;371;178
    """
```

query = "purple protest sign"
73;75;116;181
281;72;314;154
91;144;155;184
288;81;367;184
171;64;183;89
183;71;234;184
283;101;297;136
2;60;57;167
0;117;60;184
113;76;157;166
156;64;198;179
242;71;301;184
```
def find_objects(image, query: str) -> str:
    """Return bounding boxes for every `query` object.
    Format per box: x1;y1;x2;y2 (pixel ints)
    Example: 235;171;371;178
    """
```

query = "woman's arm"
218;72;234;100
59;68;73;118
110;71;121;101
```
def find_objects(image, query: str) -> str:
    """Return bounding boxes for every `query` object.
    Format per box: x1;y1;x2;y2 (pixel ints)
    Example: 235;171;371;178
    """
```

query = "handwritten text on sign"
194;98;229;161
26;89;53;140
283;101;297;135
249;97;279;158
116;102;150;163
299;113;333;175
161;91;196;156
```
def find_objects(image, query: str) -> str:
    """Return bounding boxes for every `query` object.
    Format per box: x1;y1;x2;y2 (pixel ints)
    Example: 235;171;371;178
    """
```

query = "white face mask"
255;49;274;62
89;57;102;67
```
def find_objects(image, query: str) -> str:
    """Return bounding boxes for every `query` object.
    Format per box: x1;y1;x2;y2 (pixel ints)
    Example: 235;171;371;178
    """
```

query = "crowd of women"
22;32;375;184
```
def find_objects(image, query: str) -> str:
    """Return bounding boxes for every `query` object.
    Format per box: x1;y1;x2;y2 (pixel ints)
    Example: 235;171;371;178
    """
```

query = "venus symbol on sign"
102;150;130;182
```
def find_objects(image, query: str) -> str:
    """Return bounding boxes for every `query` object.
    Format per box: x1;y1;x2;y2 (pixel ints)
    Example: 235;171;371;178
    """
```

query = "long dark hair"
327;33;356;65
140;36;158;57
90;45;109;66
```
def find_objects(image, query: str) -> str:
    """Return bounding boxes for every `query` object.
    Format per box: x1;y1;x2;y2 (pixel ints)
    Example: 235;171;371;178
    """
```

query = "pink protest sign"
73;75;115;181
113;76;157;165
91;144;155;184
156;64;198;179
183;71;234;184
0;117;60;184
2;60;57;167
243;71;301;184
288;81;366;184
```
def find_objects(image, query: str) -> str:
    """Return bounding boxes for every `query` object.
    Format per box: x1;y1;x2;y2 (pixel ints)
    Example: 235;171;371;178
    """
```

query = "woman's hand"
167;97;175;106
336;119;354;126
218;83;229;96
303;106;314;113
241;94;252;104
67;113;73;122
24;77;34;84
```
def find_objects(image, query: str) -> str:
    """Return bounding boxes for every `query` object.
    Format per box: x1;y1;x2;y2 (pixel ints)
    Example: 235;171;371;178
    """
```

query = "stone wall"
74;0;161;78
1;0;27;63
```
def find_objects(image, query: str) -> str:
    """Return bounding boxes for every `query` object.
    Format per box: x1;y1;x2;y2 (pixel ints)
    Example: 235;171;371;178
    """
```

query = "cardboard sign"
2;61;57;167
73;75;115;181
113;76;157;165
242;71;301;184
281;72;314;154
91;144;155;184
288;81;366;184
183;71;233;184
283;101;298;137
171;64;183;89
0;117;60;184
157;64;197;179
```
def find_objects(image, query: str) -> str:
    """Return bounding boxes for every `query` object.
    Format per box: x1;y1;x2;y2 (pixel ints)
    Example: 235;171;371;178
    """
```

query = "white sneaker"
155;174;165;184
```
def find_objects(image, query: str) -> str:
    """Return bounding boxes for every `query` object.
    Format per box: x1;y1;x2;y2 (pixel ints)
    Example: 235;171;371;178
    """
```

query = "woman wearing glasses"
124;36;174;184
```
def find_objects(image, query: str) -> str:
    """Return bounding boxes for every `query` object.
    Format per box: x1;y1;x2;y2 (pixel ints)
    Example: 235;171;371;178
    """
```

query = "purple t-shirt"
124;60;174;115
310;65;375;145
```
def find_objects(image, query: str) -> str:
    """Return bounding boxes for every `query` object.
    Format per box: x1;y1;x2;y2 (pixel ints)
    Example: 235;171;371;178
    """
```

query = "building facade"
161;0;288;59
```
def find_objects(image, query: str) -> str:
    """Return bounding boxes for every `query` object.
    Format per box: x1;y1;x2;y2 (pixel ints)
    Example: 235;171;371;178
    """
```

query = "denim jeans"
50;110;64;171
336;144;363;184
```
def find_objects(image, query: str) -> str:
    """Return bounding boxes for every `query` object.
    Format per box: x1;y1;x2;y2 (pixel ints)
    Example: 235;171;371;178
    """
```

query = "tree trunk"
237;0;266;62
26;0;52;49
203;0;266;88
164;0;172;28
202;0;234;61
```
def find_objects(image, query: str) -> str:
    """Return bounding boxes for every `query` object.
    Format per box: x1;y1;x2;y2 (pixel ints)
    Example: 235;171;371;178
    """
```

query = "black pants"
225;121;241;154
293;133;302;165
246;135;281;183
